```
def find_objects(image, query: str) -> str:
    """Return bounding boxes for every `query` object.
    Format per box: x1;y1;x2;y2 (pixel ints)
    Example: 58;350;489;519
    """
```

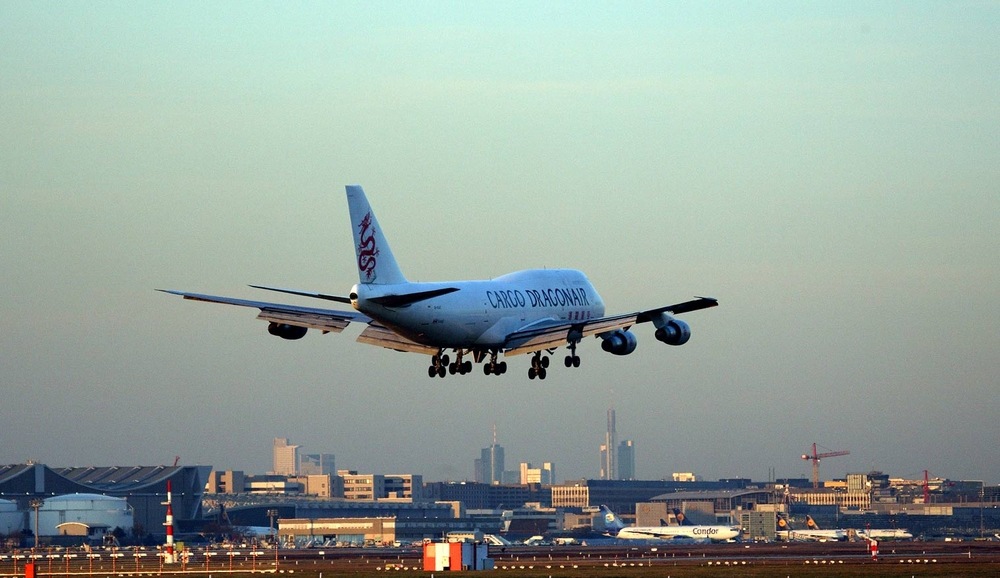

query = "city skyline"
3;3;998;485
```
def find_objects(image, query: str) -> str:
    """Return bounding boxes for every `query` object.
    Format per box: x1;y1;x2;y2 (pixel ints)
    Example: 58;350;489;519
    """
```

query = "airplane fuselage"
352;269;606;348
857;529;913;540
777;529;847;542
617;525;741;542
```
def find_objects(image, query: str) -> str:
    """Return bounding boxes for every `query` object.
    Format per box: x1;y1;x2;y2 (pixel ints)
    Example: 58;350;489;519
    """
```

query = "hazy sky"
2;2;998;486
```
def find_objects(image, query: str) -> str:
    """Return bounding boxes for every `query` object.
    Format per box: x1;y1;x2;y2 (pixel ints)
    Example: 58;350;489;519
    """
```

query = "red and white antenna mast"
162;480;176;564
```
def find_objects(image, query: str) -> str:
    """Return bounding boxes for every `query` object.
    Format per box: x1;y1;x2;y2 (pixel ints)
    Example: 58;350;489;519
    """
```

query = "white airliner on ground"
775;514;847;542
855;527;913;540
161;185;717;379
599;505;740;542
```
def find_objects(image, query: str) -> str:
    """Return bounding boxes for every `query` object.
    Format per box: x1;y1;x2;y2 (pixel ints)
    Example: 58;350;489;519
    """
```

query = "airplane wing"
159;289;441;353
355;323;440;355
157;290;369;333
502;297;718;356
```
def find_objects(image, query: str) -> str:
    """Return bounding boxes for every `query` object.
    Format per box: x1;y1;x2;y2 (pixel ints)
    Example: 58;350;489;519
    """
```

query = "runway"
3;541;999;577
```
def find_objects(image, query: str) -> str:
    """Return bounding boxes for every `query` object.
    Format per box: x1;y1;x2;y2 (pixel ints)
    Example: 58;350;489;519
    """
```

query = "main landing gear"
428;346;580;379
483;350;508;376
448;350;473;375
428;351;449;378
429;349;503;377
528;352;550;380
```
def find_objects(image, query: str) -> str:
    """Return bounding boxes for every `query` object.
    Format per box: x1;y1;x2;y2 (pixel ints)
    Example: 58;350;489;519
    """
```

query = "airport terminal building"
0;463;210;542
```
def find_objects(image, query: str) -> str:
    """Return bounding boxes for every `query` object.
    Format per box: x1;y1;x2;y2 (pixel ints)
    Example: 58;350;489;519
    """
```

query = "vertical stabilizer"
345;185;407;285
599;505;627;535
805;515;821;530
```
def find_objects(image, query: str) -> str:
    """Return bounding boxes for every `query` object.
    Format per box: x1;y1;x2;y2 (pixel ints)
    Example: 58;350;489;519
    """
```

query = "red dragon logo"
357;211;379;281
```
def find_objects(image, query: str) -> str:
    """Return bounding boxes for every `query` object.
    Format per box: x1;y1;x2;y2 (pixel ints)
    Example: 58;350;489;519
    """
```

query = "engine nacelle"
267;322;308;340
601;329;638;356
654;318;691;346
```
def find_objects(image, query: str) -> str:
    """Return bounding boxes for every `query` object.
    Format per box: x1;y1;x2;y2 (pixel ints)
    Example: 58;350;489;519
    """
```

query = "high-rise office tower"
600;408;617;480
618;439;635;480
272;438;300;476
519;462;555;485
300;453;336;476
476;425;505;484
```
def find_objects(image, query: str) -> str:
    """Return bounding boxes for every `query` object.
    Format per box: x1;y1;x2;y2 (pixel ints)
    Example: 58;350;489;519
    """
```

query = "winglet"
346;185;407;285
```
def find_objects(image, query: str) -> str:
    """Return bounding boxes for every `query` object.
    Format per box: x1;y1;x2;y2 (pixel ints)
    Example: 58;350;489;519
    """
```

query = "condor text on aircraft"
599;505;740;542
161;185;717;379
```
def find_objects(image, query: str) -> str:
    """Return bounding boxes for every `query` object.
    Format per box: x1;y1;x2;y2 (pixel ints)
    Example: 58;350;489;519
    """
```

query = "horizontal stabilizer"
367;287;460;308
250;285;352;304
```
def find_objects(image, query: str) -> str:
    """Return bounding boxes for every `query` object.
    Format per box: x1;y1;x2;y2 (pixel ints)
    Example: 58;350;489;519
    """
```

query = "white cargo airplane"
855;527;913;540
599;505;740;542
161;185;717;379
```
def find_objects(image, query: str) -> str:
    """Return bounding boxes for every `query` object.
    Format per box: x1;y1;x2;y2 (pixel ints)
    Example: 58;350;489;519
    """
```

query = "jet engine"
601;329;637;355
654;317;691;346
267;322;308;340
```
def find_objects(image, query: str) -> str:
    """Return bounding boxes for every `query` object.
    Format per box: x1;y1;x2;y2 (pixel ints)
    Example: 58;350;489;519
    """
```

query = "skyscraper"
519;462;555;485
618;439;636;480
600;408;617;480
475;425;505;484
272;438;300;476
300;453;335;476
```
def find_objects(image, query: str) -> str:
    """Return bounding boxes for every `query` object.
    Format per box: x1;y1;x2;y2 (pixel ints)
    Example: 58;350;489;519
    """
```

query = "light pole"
266;509;279;569
266;509;279;547
29;498;44;551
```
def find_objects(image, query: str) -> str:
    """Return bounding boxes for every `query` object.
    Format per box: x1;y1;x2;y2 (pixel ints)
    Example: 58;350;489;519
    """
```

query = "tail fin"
346;185;407;285
599;505;626;535
805;515;821;530
673;508;694;526
776;514;792;531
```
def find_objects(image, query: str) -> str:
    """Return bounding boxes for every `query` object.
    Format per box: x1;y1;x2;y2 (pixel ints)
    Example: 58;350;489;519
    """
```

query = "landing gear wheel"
463;360;472;374
538;367;547;380
528;367;537;380
541;356;550;368
564;355;573;367
484;364;493;375
498;361;507;374
437;366;446;378
428;366;437;378
572;356;580;368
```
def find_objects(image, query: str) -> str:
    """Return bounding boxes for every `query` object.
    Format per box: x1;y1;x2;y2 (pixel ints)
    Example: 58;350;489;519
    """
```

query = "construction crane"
801;443;849;489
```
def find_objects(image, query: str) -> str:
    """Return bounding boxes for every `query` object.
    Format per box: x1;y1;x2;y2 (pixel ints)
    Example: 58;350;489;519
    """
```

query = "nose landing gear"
564;340;581;368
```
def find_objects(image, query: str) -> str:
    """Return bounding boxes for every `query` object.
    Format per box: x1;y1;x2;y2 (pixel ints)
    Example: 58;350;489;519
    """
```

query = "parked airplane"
161;185;718;379
855;527;913;540
600;505;740;542
775;514;847;542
